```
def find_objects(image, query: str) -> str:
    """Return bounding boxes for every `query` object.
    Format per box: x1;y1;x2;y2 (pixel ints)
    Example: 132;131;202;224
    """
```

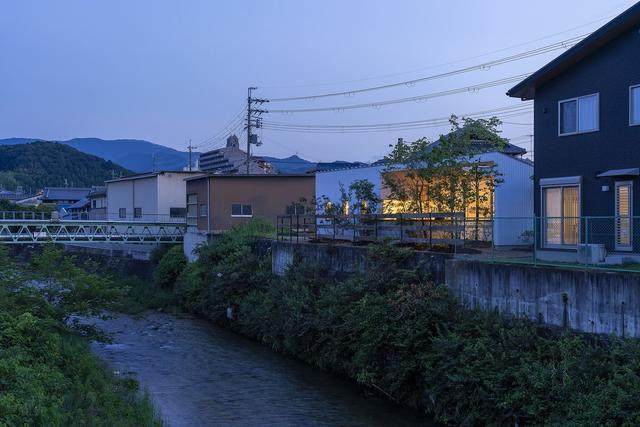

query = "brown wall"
208;175;314;232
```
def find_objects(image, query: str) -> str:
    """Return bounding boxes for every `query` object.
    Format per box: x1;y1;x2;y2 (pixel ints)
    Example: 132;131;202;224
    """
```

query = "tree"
383;115;506;241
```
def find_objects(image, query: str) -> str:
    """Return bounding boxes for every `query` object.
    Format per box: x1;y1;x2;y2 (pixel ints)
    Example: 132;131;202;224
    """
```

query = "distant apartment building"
198;134;274;174
105;171;201;222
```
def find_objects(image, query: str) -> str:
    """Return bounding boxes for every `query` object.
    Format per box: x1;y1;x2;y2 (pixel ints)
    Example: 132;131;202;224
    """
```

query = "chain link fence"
277;214;640;271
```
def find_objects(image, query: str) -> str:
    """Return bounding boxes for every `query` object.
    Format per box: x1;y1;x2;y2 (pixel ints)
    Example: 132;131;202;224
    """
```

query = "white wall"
315;165;385;211
156;172;193;217
474;152;534;246
106;177;158;221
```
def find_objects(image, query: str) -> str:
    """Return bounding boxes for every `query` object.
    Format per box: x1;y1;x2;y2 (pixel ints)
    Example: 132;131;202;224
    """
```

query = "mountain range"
0;138;194;173
0;141;132;192
0;138;368;174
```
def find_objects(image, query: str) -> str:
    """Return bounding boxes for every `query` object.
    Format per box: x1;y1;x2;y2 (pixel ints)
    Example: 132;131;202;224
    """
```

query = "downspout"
207;177;211;233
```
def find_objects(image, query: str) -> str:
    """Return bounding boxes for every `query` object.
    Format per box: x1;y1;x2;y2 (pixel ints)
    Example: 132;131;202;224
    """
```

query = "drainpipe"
207;177;211;234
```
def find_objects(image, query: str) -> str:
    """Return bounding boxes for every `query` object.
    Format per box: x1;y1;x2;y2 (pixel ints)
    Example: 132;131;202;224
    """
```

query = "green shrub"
164;224;640;425
153;245;187;290
0;249;160;425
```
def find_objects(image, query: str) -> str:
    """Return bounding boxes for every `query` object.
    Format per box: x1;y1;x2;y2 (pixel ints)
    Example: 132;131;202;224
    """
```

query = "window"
118;208;126;219
199;203;208;217
615;181;633;251
542;185;580;247
286;203;305;215
134;207;142;219
631;85;640;126
187;194;198;225
231;204;252;217
170;207;186;218
92;200;97;209
559;93;599;135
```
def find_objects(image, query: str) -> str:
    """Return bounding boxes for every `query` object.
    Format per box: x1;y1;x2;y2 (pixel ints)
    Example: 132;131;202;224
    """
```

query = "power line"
261;110;533;134
267;74;531;114
258;3;632;91
262;103;532;129
266;35;585;102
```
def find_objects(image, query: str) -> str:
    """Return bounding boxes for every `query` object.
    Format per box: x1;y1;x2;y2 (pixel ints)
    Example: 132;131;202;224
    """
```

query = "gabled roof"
42;187;91;202
507;2;640;100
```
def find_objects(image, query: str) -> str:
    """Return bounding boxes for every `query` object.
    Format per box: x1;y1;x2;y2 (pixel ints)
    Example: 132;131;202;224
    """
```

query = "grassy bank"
150;221;640;425
0;245;160;426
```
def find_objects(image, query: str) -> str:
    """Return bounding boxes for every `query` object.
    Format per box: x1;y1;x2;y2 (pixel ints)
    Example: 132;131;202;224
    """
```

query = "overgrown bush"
153;245;187;290
0;245;160;425
163;222;640;425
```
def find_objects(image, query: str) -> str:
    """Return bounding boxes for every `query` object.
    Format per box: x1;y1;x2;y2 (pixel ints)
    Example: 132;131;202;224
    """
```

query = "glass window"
134;207;142;219
118;208;126;219
543;185;579;246
631;86;640;125
560;100;577;134
186;194;198;225
199;204;208;217
559;94;598;135
231;204;252;216
170;207;186;218
286;203;305;215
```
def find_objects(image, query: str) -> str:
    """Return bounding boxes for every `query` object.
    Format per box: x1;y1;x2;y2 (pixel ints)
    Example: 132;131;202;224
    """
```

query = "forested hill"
0;141;132;192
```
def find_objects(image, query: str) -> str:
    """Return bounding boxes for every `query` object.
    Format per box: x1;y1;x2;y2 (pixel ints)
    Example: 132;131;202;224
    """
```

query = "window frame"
231;203;253;218
630;84;640;127
186;193;198;226
540;180;582;249
558;93;600;136
118;208;126;219
199;203;208;218
133;207;142;219
169;207;186;219
615;180;633;252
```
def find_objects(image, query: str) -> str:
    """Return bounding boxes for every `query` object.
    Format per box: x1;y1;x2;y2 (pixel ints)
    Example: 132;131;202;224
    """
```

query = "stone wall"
445;260;640;337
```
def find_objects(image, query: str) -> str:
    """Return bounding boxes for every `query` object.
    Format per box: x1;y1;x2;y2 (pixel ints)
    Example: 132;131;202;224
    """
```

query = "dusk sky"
1;0;636;162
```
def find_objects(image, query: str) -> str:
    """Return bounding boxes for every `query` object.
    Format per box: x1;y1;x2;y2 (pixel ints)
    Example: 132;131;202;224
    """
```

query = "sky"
1;0;637;163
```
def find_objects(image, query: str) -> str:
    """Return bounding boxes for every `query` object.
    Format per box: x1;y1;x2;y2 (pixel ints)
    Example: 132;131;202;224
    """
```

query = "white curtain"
578;95;598;131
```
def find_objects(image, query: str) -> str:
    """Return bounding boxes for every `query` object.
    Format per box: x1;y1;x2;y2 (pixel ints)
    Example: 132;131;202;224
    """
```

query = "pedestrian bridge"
0;218;185;244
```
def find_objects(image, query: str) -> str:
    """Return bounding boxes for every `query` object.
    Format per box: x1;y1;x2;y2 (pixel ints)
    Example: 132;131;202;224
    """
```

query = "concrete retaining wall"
272;240;451;283
445;260;640;337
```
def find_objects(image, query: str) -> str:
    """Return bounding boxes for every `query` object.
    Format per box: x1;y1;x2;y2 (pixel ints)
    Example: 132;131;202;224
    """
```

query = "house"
507;2;640;261
105;171;201;222
314;138;533;246
198;134;274;174
42;187;91;214
183;174;315;259
87;186;107;220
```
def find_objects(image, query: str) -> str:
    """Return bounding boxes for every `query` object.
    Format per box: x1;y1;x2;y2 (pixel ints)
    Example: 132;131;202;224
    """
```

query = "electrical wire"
267;74;531;114
267;35;584;102
258;2;633;90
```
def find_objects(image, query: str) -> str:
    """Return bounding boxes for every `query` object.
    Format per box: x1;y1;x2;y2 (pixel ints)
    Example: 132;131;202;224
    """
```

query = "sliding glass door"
543;185;580;247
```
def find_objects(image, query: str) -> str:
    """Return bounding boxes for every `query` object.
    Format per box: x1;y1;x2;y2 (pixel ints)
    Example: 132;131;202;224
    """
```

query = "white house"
315;151;534;246
105;171;201;222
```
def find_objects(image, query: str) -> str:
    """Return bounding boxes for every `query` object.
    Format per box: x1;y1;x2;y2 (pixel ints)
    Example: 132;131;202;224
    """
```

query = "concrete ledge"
445;259;640;337
272;240;451;283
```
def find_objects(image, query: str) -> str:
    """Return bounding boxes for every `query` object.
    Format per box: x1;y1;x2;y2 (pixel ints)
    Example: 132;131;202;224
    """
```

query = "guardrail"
0;219;185;244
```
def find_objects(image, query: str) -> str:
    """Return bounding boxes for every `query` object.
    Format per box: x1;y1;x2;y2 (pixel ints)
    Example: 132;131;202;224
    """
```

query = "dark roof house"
507;1;640;261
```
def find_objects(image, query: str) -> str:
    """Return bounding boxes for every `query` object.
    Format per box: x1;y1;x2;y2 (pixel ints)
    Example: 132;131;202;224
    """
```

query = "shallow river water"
90;312;434;427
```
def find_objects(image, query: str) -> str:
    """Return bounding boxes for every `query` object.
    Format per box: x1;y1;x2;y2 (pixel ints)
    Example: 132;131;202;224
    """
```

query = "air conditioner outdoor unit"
577;244;606;264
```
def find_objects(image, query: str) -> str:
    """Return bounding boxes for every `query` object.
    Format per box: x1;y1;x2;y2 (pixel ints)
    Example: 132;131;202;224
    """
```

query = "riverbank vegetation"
152;221;640;425
0;245;160;425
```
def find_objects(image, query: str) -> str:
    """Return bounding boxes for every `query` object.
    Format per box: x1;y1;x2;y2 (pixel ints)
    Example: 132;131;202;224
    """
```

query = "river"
90;312;434;427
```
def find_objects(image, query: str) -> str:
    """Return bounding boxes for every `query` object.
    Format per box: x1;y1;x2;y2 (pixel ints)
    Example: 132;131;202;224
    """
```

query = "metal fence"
276;214;640;271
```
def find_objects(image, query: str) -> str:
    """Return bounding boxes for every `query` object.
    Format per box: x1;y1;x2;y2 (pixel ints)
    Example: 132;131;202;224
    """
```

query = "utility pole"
187;139;194;171
245;86;268;174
